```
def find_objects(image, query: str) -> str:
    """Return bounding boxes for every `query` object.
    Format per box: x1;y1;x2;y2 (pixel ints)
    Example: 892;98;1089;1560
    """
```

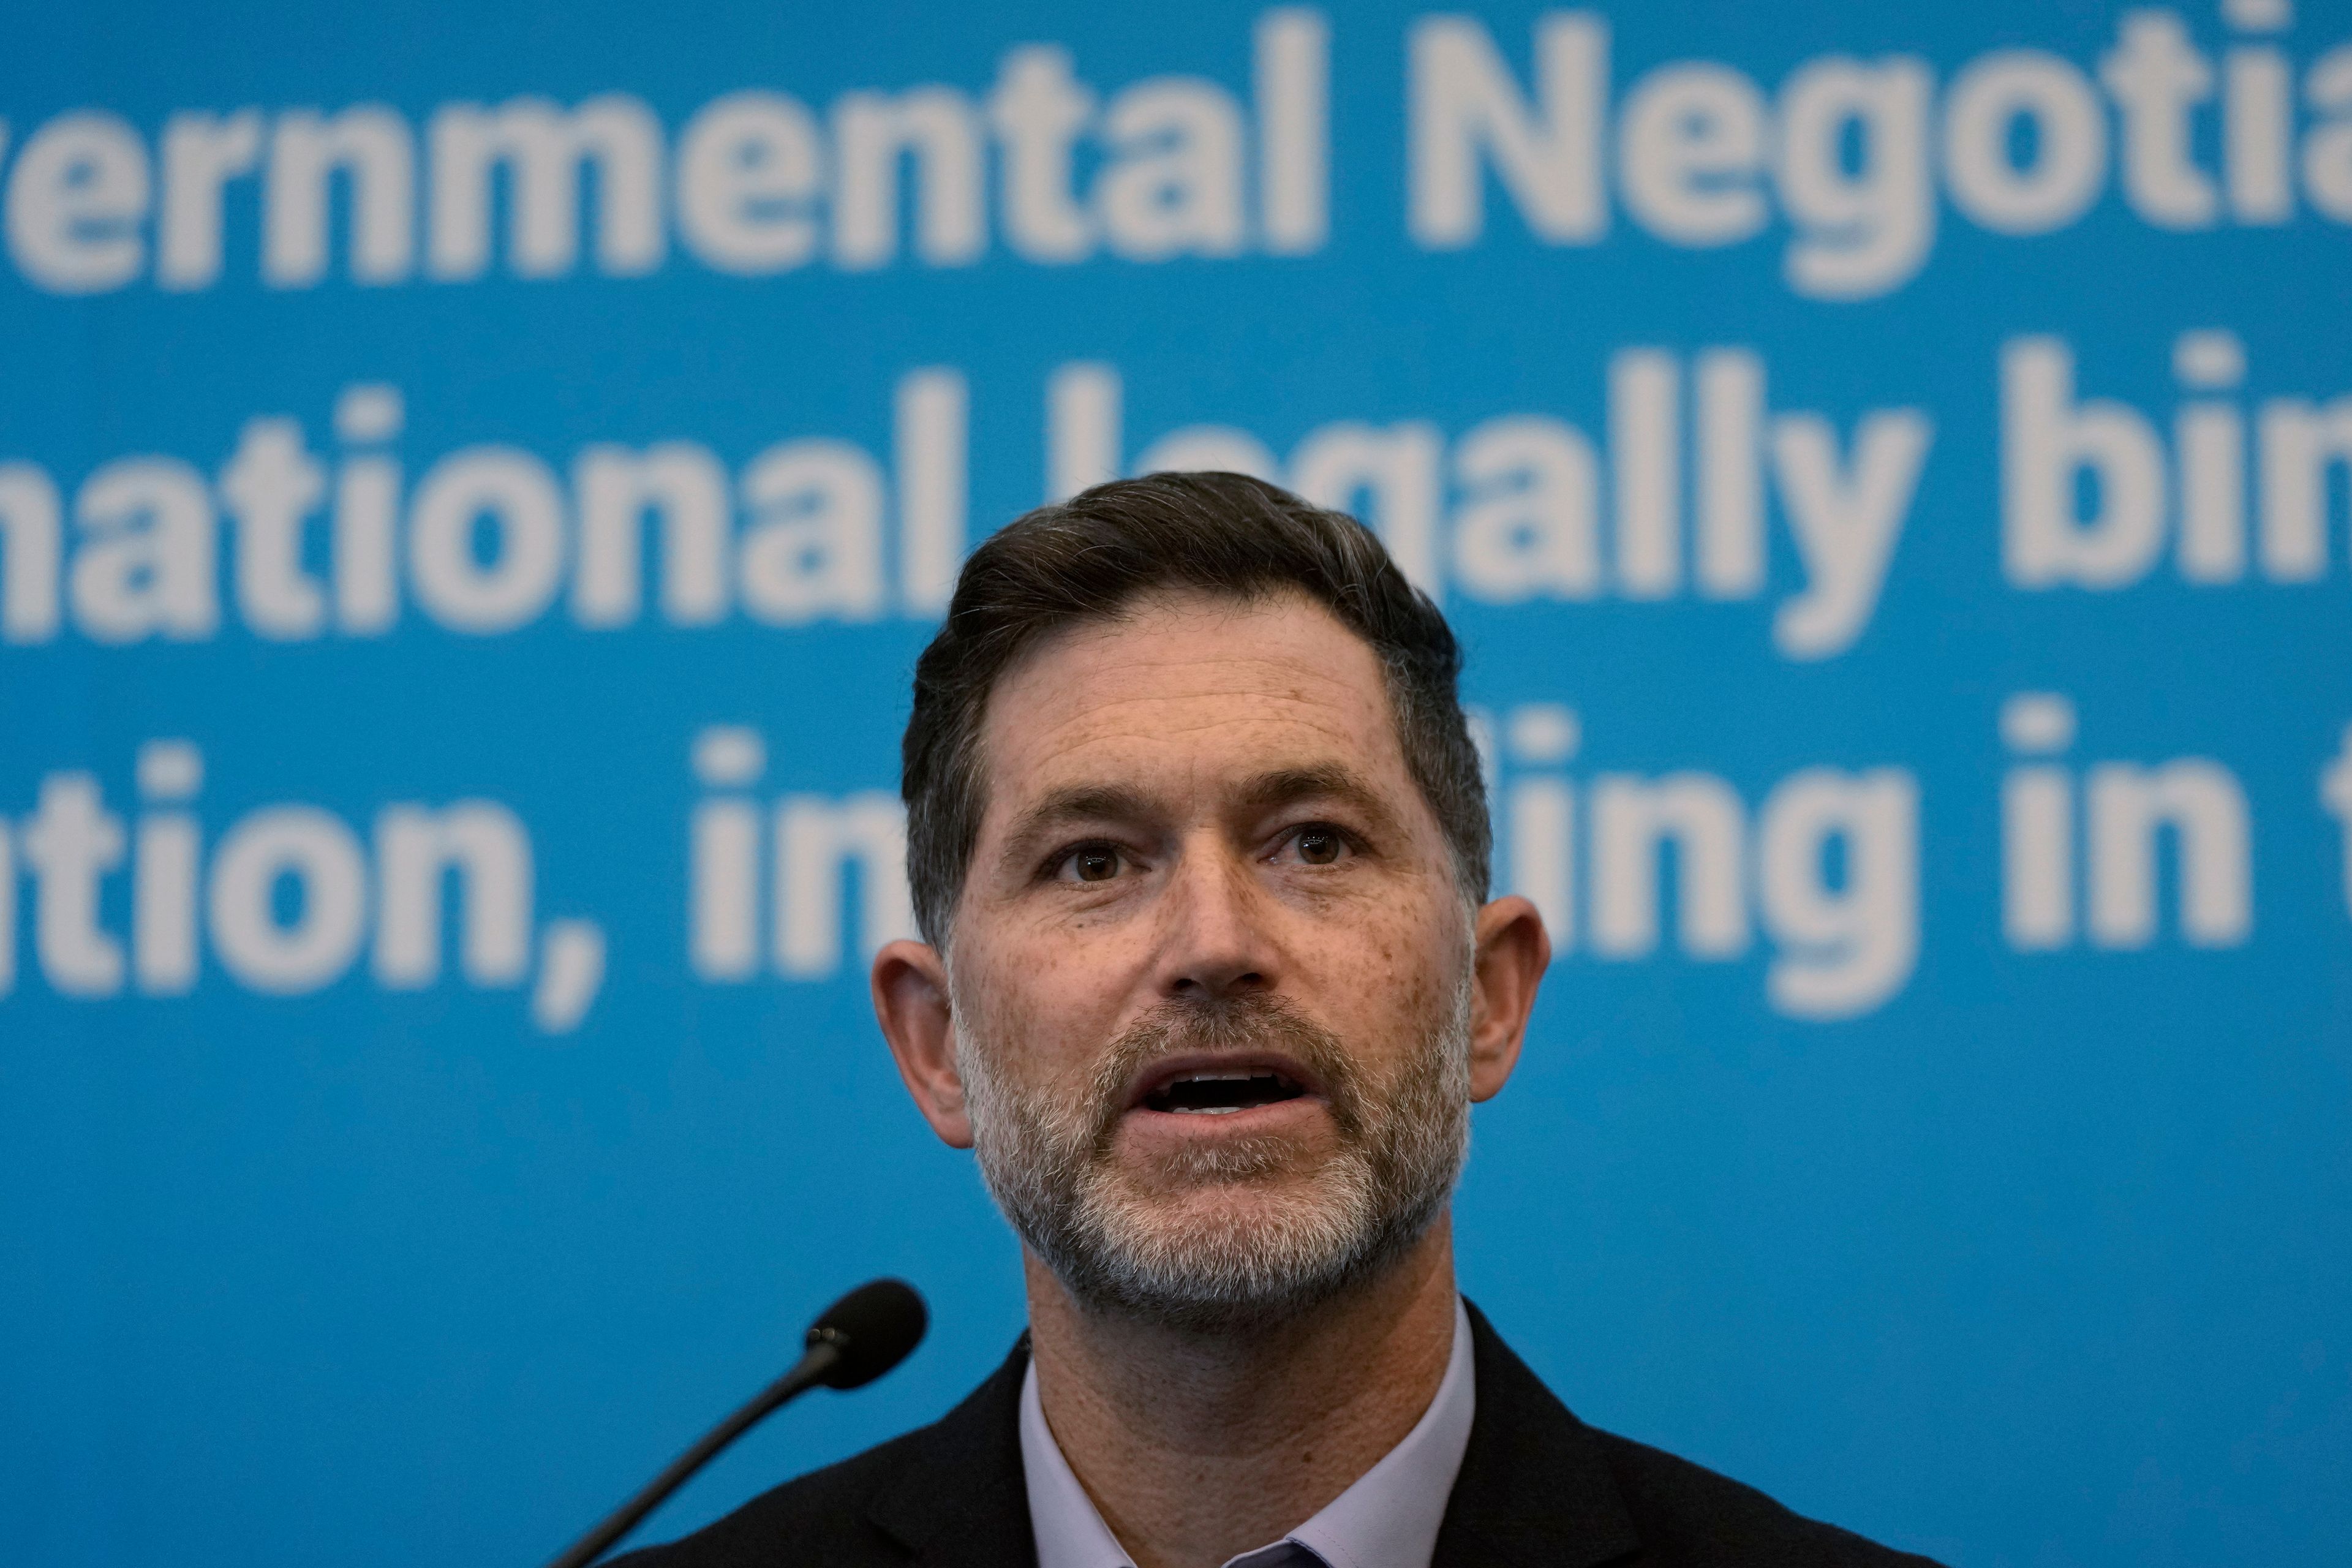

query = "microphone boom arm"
543;1340;842;1568
543;1279;925;1568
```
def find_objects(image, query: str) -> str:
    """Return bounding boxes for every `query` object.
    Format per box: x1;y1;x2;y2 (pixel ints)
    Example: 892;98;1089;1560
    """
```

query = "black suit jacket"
613;1302;1942;1567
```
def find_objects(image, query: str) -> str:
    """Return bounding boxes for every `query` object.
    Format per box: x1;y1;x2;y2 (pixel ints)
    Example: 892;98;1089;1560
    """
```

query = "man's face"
938;589;1483;1328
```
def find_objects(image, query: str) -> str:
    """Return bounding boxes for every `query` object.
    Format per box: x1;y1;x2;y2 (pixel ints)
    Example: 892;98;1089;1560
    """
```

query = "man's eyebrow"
1000;784;1160;864
997;767;1408;865
1237;765;1406;837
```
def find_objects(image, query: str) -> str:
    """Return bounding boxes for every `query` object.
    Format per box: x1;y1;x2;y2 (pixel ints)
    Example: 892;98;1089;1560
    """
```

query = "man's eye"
1062;845;1122;883
1292;827;1346;865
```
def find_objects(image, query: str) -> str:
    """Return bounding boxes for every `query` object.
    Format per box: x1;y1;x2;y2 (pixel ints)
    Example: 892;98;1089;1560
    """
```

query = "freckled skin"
872;589;1551;1568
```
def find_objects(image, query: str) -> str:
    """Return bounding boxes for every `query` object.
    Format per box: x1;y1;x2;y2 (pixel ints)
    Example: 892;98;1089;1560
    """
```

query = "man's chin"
1066;1160;1368;1262
1049;1197;1411;1333
1099;1136;1355;1213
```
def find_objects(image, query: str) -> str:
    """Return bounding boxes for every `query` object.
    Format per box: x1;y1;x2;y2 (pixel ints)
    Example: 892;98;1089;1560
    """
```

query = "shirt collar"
1019;1296;1478;1568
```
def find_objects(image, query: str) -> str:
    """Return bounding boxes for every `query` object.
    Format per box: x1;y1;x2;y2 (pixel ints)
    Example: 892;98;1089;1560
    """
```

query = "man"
624;474;1937;1567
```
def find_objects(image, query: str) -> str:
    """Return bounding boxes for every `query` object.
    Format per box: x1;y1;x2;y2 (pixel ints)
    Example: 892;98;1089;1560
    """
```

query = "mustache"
1080;992;1366;1154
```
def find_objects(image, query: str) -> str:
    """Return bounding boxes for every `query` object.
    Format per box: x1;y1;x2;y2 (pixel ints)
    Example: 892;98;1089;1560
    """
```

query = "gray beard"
954;984;1472;1334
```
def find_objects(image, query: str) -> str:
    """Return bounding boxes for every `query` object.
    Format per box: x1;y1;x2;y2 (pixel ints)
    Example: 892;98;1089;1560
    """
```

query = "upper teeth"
1147;1068;1291;1114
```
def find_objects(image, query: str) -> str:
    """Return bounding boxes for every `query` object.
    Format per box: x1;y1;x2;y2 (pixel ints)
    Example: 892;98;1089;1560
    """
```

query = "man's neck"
1022;1219;1461;1568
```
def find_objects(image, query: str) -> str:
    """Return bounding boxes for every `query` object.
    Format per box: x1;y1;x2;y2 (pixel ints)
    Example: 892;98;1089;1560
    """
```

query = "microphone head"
805;1278;928;1390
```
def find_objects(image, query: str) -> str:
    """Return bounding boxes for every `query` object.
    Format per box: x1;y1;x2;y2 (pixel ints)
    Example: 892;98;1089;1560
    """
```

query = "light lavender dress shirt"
1018;1297;1477;1568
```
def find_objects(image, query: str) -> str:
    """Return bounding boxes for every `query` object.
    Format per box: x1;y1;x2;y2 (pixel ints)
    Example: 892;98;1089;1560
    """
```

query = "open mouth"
1140;1068;1311;1116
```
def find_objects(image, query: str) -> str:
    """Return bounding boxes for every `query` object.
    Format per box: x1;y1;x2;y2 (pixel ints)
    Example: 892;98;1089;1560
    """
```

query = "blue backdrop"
4;2;2349;1563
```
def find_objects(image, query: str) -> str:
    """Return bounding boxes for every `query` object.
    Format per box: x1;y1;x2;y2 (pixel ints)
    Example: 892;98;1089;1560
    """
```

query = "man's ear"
872;939;973;1148
1466;895;1550;1102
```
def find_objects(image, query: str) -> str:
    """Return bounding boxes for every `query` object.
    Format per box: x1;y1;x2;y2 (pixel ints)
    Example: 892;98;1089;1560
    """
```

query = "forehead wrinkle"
1035;698;1376;757
1016;597;1382;693
984;589;1390;734
969;591;1415;861
1033;668;1378;744
1012;652;1394;758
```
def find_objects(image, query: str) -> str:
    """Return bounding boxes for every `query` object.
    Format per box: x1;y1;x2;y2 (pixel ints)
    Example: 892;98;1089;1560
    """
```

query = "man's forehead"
976;591;1409;809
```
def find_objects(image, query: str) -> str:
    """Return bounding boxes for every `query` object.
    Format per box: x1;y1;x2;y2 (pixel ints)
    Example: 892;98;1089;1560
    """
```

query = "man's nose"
1154;843;1278;999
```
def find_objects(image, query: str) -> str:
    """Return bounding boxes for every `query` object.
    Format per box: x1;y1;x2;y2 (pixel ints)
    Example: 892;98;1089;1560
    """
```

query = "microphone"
545;1278;928;1568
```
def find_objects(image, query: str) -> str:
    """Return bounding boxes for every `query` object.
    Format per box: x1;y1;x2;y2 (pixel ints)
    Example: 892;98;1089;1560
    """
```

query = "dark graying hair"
901;471;1490;950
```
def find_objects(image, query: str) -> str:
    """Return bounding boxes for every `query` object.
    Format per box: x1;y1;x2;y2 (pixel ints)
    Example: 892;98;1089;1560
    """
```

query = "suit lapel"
1431;1302;1643;1568
864;1339;1039;1566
